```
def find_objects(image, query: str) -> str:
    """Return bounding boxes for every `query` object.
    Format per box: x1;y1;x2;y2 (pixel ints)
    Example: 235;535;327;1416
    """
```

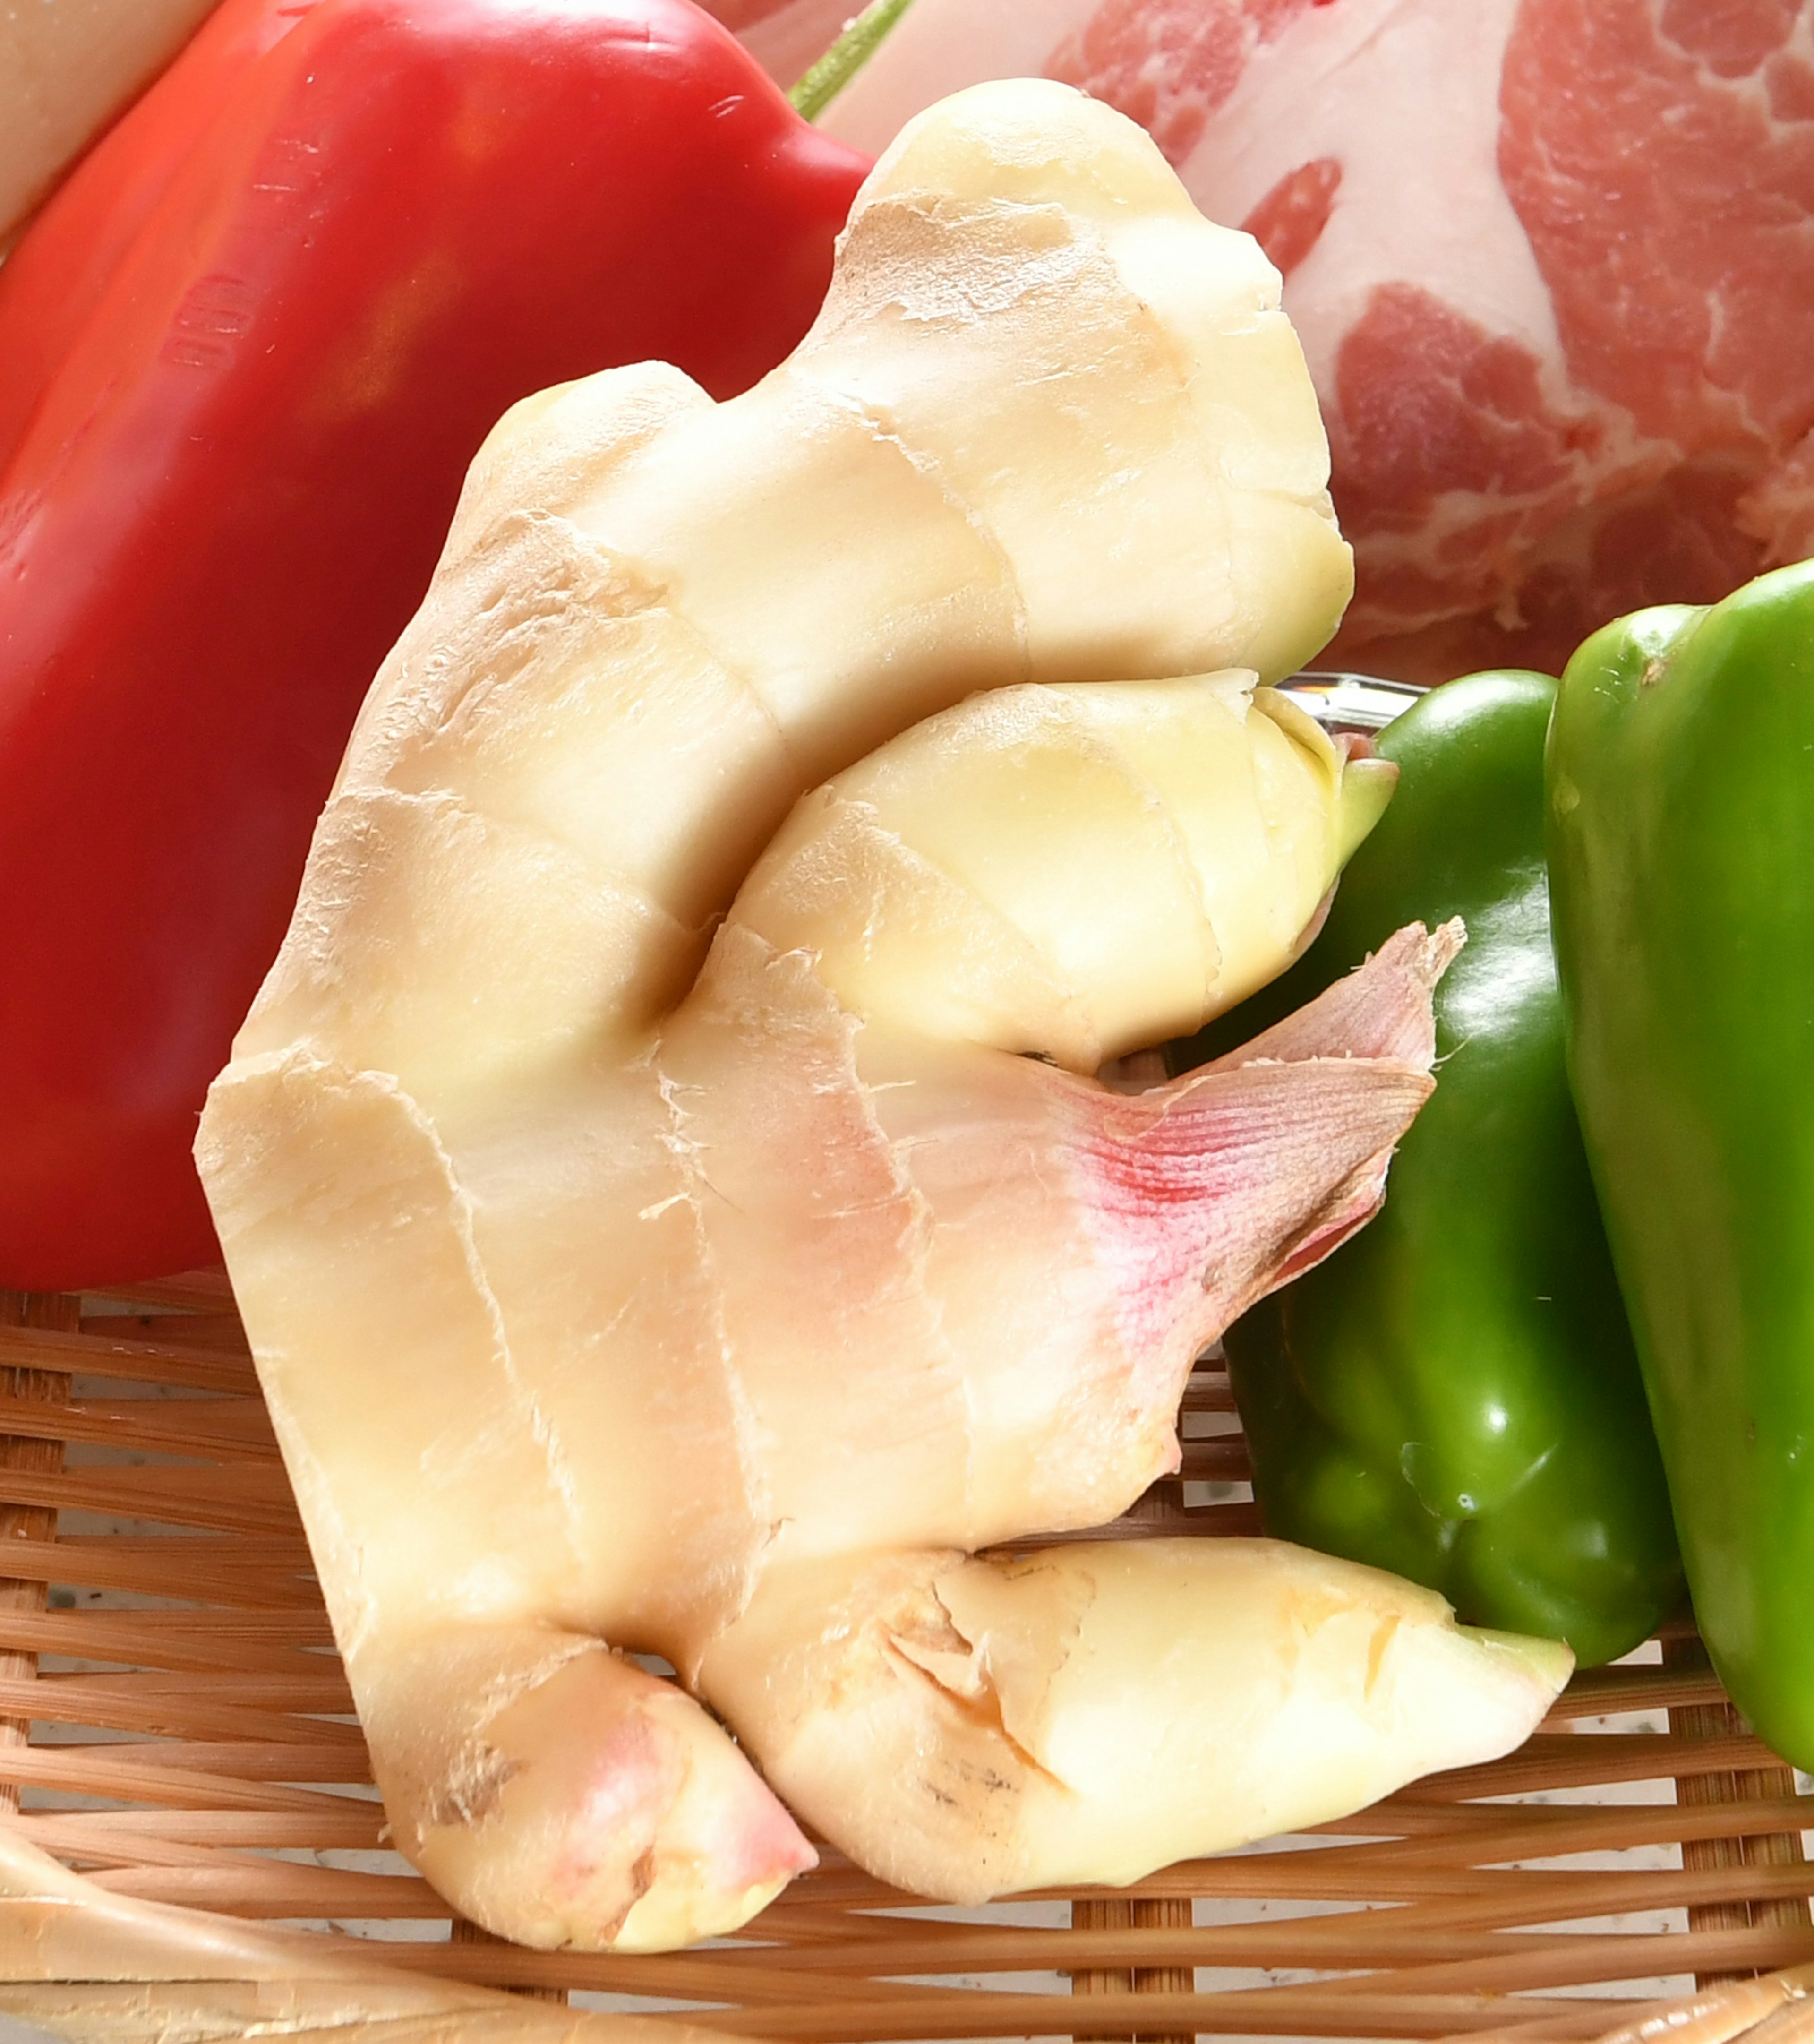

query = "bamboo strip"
39;1834;321;1879
95;1831;1789;1938
743;1864;974;1910
1311;1848;1812;1941
1548;1666;1733;1723
0;1745;372;1813
1178;1378;1237;1414
35;1669;356;1713
1411;1732;1790;1801
0;1602;337;1651
0;1608;334;1664
1232;1846;1806;1913
0;1394;278;1461
1307;1798;1542;1835
0;1539;318;1608
86;1865;446;1916
0;1738;371;1783
733;1905;938;1946
1173;1441;1250;1482
51;1533;314;1563
1;1741;369;1790
6;1817;379;1874
1471;1872;1789;1929
856;1792;1814;1909
447;1916;570;2006
0;1291;75;1826
14;1810;387;1851
762;1862;1814;1943
80;1314;252;1356
1274;1924;1814;2003
0;1675;363;1747
84;1272;238;1313
0;1463;302;1536
1310;1797;1814;1872
760;1851;1391;1917
757;1906;1107;1956
1667;1635;1810;1989
0;1322;258;1397
679;1969;1785;2044
364;1940;989;2010
995;1500;1262;1546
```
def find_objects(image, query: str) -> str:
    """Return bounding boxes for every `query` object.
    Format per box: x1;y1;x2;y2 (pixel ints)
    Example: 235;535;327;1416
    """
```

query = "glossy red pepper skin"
0;0;869;1289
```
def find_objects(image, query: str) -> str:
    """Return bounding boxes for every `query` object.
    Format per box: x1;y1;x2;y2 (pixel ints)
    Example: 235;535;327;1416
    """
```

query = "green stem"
788;0;919;121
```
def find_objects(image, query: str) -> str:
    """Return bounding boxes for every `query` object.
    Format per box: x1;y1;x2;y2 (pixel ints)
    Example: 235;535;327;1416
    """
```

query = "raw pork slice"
743;0;1814;681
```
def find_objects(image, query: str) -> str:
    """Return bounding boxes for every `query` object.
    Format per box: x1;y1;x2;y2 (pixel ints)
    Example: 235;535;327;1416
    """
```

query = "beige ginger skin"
1;0;224;248
197;82;1571;1955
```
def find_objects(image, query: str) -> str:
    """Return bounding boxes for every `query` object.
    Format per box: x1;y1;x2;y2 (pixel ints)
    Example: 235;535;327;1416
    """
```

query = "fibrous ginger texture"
197;80;1569;1956
804;0;1814;682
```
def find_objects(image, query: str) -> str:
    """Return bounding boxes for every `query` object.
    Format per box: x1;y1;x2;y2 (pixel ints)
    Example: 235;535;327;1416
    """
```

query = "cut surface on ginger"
198;79;1567;1957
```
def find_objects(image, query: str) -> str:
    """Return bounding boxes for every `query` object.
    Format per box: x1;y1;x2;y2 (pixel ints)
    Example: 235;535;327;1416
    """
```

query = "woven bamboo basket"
0;1274;1811;2044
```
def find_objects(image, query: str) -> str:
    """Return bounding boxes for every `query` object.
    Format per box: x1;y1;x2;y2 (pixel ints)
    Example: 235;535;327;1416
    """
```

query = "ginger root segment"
199;81;1564;1954
699;1541;1573;1905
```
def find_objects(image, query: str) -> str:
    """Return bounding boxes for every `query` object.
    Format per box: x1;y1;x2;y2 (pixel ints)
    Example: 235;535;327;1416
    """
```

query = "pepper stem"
788;0;918;120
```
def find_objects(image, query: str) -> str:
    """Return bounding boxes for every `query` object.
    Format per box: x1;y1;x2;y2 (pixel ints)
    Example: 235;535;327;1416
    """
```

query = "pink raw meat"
784;0;1814;681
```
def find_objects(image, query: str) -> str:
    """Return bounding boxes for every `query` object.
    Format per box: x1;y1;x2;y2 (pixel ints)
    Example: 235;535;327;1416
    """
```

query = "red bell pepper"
0;0;869;1289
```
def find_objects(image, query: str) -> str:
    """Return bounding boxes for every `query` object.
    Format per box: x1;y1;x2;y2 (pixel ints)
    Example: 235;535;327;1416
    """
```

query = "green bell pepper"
1548;561;1814;1762
1193;673;1682;1666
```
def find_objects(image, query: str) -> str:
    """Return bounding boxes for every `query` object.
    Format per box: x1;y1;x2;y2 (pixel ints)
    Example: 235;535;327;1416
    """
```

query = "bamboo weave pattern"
0;1277;1811;2043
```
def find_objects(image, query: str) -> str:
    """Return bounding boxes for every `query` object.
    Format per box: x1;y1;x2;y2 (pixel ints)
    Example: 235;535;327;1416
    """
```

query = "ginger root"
197;81;1569;1955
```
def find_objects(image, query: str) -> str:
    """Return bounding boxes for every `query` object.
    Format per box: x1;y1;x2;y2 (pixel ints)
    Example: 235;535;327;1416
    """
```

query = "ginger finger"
697;1540;1571;1906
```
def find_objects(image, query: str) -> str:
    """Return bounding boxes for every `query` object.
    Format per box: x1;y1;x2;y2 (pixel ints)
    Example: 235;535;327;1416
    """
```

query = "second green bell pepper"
1548;560;1814;1765
1196;674;1682;1666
